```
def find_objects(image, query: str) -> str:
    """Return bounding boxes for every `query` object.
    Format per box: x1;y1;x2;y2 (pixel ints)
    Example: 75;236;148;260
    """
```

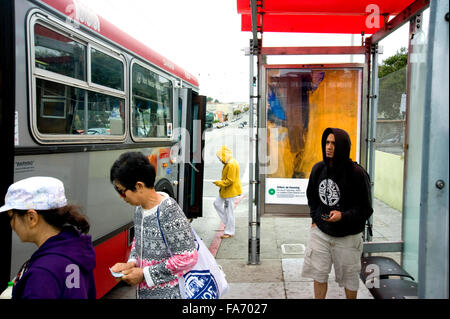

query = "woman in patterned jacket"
110;151;198;299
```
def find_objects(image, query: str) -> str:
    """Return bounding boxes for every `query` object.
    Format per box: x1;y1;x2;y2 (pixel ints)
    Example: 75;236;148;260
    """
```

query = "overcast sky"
77;0;420;103
77;0;249;103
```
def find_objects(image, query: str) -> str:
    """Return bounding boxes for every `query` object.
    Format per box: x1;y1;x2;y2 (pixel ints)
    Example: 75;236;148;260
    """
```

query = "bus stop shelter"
238;0;448;298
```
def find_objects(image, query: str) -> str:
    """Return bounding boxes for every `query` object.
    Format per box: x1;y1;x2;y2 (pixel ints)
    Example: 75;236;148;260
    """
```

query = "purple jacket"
12;226;96;299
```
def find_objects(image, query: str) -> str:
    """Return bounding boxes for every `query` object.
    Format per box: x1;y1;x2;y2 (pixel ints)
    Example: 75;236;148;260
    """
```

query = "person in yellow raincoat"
213;145;242;238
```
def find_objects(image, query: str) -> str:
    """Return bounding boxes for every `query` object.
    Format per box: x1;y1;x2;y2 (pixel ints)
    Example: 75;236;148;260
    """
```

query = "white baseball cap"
0;176;67;213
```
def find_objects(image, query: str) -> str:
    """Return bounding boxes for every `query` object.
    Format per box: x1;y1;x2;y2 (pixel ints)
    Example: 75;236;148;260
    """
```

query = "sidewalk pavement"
104;183;402;299
192;192;375;299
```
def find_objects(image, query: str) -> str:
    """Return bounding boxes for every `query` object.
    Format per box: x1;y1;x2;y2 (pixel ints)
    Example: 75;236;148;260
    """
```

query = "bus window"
86;91;124;135
34;24;86;81
36;78;125;135
131;63;173;138
91;48;124;91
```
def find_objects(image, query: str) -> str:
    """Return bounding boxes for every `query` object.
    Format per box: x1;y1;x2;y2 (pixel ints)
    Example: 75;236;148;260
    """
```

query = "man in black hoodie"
301;128;373;299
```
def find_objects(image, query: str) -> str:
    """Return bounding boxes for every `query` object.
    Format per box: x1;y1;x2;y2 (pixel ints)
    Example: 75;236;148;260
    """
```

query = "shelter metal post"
248;0;263;265
249;49;263;265
248;51;254;264
418;0;449;299
248;51;260;265
366;43;379;244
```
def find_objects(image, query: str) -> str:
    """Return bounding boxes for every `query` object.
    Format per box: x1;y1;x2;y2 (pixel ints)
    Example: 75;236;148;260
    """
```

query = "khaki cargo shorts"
301;225;363;291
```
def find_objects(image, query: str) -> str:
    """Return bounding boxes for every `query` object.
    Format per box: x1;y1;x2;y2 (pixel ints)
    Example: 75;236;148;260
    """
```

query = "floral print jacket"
127;192;198;299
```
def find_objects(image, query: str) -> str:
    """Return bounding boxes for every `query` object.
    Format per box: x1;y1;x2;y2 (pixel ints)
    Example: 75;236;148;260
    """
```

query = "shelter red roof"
237;0;416;34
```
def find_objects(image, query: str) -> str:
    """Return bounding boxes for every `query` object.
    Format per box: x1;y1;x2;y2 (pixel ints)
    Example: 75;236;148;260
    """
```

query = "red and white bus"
0;0;206;298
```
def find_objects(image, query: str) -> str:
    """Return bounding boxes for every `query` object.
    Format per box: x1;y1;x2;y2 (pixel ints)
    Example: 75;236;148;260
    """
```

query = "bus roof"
41;0;199;87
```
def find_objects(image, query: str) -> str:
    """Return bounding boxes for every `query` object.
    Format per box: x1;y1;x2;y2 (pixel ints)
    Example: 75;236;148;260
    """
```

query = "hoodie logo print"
319;179;340;206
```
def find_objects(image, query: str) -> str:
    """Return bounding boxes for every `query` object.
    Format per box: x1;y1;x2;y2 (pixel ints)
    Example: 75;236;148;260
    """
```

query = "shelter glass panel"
372;66;406;243
370;22;411;263
402;8;430;279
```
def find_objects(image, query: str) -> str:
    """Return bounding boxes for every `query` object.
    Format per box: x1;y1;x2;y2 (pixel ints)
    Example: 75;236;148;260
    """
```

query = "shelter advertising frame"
259;63;365;217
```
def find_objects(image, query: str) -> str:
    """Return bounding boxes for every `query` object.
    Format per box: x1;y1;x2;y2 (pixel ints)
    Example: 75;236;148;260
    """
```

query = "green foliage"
378;47;408;78
206;97;221;103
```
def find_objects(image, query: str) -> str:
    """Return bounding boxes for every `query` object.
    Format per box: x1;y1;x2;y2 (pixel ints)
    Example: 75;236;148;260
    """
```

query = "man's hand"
326;210;342;222
121;267;144;286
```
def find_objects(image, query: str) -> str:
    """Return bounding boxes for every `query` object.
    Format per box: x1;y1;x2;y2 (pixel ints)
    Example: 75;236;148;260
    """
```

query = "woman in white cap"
0;176;96;299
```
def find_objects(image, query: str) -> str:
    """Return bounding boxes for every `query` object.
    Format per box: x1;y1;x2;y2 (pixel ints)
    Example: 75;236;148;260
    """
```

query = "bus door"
0;0;15;291
177;88;206;219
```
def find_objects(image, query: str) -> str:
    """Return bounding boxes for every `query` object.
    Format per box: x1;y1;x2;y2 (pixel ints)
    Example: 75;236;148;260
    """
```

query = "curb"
208;222;225;257
208;195;245;257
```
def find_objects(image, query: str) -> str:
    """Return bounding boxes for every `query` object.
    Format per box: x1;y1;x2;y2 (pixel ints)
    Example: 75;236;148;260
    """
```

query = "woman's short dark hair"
110;151;156;190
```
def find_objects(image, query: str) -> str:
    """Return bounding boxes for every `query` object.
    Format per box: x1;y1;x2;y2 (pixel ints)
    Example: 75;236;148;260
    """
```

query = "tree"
206;97;221;103
377;47;408;119
378;47;408;78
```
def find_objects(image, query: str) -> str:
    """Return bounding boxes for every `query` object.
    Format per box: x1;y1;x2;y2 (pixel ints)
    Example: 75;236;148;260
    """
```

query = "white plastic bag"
178;228;229;299
156;208;229;299
0;283;13;299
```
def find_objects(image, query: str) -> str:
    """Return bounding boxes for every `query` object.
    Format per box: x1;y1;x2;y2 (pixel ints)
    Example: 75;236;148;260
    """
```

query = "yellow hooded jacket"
214;145;242;198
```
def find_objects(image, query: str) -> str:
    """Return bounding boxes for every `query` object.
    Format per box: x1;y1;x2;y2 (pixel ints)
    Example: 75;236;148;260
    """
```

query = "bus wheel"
155;178;174;198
